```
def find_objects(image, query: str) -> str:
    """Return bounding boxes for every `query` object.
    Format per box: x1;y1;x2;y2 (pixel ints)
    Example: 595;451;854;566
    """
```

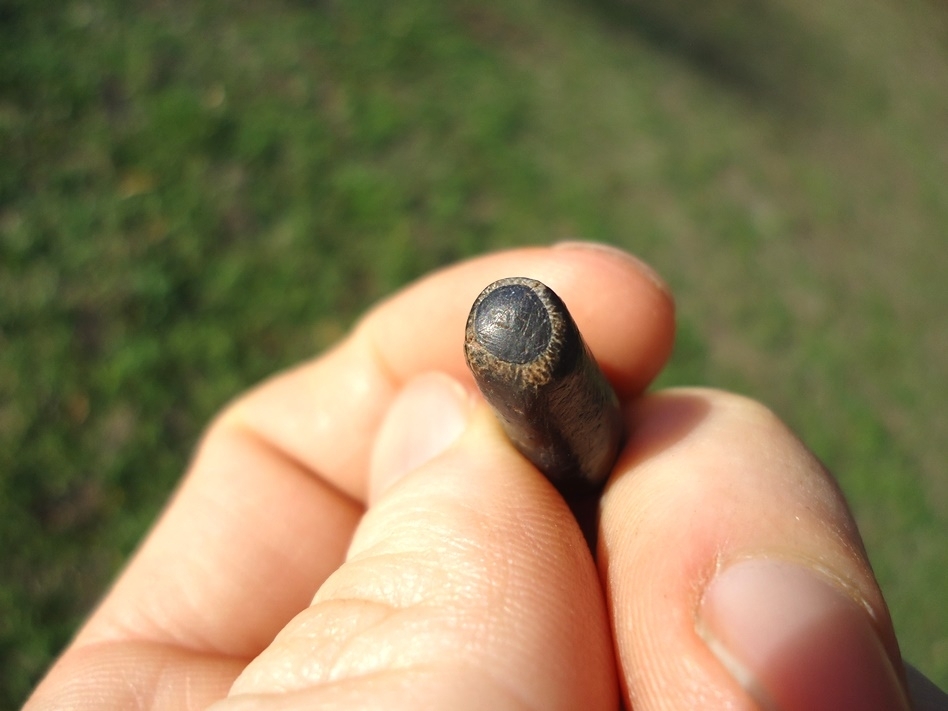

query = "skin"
25;243;929;710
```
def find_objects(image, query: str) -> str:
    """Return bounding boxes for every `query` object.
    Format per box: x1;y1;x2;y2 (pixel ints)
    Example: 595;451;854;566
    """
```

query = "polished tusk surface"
464;277;623;492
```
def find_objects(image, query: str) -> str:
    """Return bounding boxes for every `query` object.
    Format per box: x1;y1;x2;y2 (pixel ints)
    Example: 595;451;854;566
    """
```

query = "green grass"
3;0;948;705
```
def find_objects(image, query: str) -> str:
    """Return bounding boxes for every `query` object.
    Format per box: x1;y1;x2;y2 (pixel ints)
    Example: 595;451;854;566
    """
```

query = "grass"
2;0;947;704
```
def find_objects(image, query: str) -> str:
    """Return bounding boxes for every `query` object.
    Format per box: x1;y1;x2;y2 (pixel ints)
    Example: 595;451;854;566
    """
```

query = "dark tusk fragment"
464;277;623;492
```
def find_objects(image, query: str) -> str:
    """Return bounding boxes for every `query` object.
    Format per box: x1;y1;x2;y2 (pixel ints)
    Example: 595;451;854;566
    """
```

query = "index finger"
238;241;674;504
71;244;674;656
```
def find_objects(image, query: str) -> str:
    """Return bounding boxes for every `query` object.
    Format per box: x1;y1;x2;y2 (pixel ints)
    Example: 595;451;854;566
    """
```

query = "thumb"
600;389;912;711
215;373;618;711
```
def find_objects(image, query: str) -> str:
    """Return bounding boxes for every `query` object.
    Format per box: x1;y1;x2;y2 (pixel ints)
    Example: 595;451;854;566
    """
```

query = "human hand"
25;244;943;710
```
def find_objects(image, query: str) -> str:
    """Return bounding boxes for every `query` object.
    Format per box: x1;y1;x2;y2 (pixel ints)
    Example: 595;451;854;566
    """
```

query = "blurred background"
2;0;947;705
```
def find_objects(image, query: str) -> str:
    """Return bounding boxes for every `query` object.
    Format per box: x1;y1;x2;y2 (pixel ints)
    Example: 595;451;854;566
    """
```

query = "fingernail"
697;559;910;711
369;373;471;504
553;240;670;296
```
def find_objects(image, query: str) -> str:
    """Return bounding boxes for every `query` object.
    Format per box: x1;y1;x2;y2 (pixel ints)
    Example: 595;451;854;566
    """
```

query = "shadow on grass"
570;0;849;116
